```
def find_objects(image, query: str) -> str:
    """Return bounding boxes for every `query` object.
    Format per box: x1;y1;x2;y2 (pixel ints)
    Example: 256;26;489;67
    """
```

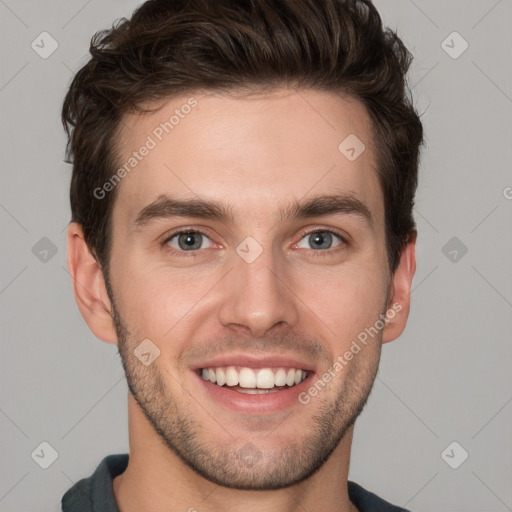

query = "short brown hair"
62;0;423;274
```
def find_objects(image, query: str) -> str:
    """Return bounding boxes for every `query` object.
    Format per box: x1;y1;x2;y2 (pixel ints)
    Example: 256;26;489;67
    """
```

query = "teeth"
200;366;308;390
237;388;280;394
216;368;226;386
274;368;287;386
256;368;275;389
239;367;257;388
225;366;239;386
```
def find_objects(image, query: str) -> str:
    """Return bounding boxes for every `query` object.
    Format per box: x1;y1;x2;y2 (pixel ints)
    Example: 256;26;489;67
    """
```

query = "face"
104;89;394;489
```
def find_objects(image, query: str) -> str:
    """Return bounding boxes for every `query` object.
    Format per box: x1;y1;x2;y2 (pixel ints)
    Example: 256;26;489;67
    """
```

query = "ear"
382;234;416;344
67;222;118;344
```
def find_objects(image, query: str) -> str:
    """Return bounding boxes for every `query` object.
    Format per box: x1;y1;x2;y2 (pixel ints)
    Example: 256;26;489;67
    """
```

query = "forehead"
112;89;383;228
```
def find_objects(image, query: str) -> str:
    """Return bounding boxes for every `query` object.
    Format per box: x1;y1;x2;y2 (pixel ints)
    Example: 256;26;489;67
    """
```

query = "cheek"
297;264;388;350
114;262;218;340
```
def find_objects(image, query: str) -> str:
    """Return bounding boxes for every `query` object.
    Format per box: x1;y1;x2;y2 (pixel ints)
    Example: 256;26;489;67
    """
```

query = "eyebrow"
133;192;373;229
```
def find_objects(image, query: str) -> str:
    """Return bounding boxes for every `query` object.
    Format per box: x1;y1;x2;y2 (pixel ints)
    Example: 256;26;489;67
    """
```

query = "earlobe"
382;235;417;344
67;222;118;344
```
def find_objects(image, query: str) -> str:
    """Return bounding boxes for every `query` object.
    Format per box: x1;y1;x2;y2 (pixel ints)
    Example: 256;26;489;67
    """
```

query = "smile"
199;366;309;393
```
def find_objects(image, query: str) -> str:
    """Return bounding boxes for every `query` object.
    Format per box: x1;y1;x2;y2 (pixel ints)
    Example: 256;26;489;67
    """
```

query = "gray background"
1;0;511;511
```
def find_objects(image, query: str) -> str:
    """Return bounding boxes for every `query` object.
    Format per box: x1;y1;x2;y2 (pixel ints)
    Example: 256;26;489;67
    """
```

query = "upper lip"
191;354;315;372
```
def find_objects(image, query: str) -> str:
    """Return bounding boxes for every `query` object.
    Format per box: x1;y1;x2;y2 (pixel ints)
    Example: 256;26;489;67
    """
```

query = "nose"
218;243;299;338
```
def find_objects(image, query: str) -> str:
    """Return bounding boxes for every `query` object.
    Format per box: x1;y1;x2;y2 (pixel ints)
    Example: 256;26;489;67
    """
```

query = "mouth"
197;366;309;394
191;355;315;413
192;357;314;413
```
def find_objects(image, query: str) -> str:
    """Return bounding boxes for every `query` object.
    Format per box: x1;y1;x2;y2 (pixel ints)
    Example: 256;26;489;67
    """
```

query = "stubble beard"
108;283;382;490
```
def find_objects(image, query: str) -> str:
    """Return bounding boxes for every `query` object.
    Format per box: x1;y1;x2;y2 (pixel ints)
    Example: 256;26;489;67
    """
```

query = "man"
61;0;423;510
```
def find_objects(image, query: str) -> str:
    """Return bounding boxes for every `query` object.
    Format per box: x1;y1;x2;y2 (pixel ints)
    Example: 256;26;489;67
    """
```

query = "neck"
113;392;358;512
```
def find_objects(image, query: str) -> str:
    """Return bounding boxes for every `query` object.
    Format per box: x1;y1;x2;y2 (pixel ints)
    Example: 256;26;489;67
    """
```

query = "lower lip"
194;371;314;413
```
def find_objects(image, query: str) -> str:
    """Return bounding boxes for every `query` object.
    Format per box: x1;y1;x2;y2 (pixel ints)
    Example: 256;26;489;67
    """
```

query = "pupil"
311;232;331;249
179;232;201;250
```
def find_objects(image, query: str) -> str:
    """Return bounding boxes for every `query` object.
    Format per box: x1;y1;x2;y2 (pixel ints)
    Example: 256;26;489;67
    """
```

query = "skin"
67;89;416;512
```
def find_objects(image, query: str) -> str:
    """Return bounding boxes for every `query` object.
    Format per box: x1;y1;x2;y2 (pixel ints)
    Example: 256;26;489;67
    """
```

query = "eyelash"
162;228;348;258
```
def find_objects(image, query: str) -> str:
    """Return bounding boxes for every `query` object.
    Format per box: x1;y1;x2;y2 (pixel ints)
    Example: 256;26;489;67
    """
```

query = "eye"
165;230;213;252
296;230;344;251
